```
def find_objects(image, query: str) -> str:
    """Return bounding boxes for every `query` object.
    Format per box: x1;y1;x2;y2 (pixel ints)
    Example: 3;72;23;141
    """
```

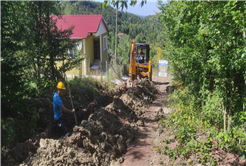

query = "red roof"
53;15;109;39
118;33;124;36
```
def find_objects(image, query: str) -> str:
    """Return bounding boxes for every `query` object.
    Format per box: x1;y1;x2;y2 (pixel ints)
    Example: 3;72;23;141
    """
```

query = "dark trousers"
54;118;67;136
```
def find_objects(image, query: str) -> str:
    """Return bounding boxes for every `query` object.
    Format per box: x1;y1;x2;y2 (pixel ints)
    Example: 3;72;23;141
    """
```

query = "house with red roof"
54;15;109;76
118;33;124;38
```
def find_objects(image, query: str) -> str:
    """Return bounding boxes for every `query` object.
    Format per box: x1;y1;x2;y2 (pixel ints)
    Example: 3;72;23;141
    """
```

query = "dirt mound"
22;138;94;166
3;79;159;166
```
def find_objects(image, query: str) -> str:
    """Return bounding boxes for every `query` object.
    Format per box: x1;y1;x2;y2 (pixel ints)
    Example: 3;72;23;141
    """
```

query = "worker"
139;49;144;57
53;81;75;136
138;49;145;63
136;54;141;62
137;49;144;62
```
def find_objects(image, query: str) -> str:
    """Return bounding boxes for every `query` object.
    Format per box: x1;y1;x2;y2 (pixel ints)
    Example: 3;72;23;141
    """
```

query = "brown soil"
2;78;161;166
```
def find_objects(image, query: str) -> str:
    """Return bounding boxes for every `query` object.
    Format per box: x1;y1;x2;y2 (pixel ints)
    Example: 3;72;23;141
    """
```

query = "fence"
87;60;128;84
65;59;127;83
66;59;170;84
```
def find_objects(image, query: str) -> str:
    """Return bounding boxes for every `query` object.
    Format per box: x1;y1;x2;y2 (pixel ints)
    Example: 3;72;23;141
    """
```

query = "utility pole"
115;6;118;74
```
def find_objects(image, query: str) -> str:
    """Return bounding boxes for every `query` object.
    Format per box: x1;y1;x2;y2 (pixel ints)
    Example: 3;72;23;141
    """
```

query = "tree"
26;1;81;92
102;0;147;67
1;1;82;148
1;1;71;113
151;44;164;67
158;1;246;132
117;34;131;63
1;1;31;118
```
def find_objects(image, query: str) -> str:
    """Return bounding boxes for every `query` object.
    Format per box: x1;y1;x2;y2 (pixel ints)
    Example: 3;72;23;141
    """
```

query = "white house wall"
83;39;86;76
100;35;102;63
95;20;107;37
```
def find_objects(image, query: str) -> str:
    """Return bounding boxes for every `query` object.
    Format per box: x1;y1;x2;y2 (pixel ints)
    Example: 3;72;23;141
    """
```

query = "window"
67;41;82;59
76;41;82;51
56;55;61;59
68;48;78;59
103;36;108;50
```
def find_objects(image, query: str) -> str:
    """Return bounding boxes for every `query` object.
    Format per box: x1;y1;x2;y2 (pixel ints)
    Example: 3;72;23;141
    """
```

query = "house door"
93;39;100;60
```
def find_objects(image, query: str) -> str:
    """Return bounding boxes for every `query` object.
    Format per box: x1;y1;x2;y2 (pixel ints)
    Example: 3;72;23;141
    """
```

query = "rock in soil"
110;160;121;166
136;119;145;126
119;157;124;163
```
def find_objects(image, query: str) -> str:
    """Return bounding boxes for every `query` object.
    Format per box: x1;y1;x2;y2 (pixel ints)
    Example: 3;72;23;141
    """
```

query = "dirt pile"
21;138;94;166
21;107;137;166
4;79;159;166
119;79;158;118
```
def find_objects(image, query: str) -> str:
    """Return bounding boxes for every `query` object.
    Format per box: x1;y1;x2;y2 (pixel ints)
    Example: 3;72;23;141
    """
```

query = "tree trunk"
227;81;234;131
244;70;246;112
243;27;246;112
227;112;232;131
222;103;226;133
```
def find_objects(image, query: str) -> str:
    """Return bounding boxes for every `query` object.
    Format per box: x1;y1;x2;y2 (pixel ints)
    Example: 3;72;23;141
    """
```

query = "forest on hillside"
60;1;165;65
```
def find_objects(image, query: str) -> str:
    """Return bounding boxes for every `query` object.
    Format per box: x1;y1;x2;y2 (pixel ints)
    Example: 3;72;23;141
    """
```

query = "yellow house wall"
55;33;108;76
56;39;83;77
85;36;95;70
81;42;85;76
56;59;80;76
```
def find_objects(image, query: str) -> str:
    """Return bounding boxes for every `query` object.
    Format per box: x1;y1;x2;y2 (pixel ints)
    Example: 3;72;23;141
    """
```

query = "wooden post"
223;104;226;133
112;63;115;80
100;62;102;81
88;58;90;77
243;28;245;112
157;67;159;84
79;62;82;79
106;61;108;81
111;64;113;81
244;70;246;112
65;76;78;125
122;63;124;76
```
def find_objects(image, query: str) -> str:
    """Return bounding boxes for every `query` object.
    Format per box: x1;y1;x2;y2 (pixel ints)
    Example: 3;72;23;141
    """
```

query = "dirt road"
123;76;171;166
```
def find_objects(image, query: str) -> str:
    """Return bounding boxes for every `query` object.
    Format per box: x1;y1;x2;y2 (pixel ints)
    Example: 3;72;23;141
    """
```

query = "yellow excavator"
128;40;152;86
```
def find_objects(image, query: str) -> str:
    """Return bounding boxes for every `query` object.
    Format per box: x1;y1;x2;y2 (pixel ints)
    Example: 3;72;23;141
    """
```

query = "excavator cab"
135;43;150;64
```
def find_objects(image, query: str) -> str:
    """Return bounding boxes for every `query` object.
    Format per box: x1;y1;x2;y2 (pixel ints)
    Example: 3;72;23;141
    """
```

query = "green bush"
157;86;246;164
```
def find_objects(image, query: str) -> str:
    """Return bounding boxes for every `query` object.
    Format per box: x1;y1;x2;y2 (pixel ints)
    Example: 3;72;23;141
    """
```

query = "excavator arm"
129;40;136;81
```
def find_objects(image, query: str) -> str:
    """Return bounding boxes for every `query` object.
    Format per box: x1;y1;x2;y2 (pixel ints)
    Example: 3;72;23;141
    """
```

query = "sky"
95;1;167;17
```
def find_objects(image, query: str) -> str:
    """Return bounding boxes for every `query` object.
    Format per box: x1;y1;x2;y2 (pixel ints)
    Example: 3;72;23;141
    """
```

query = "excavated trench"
3;79;161;166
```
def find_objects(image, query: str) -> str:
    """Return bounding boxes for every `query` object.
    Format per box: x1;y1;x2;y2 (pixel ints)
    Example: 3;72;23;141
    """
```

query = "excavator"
128;40;152;87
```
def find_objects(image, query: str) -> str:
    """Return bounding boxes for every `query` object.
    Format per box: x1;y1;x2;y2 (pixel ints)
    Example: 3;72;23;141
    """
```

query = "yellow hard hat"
57;82;65;90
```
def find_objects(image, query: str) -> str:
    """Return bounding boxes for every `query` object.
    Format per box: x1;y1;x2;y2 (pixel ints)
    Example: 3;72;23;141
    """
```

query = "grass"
29;81;36;88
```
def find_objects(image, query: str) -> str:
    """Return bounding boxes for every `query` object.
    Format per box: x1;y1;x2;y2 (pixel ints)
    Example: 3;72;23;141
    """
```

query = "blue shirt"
53;92;63;120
